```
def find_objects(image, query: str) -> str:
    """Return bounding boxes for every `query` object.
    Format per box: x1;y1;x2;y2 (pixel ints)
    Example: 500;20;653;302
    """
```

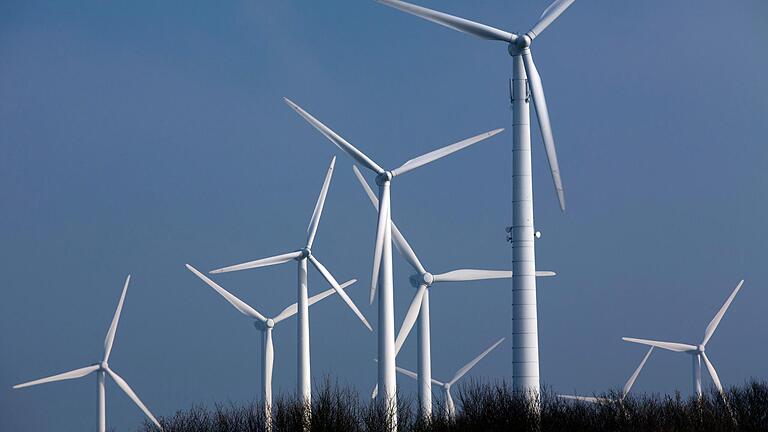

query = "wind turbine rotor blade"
104;275;130;362
306;157;336;249
377;0;516;42
391;128;504;177
352;165;380;211
105;367;163;430
528;0;576;40
448;338;505;385
702;280;744;346
394;284;427;355
395;365;418;380
209;251;302;274
430;269;556;282
446;390;456;416
622;337;697;353
284;98;385;175
432;269;511;282
558;395;602;403
371;382;378;399
521;50;565;211
370;185;391;304
701;353;724;395
186;264;267;322
308;255;372;331
623;347;653;397
273;279;357;324
353;166;426;274
391;223;427;274
13;365;99;389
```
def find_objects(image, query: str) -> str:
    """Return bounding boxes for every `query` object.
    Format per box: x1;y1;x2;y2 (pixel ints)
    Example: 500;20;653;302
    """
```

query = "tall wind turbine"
283;97;503;419
207;156;371;407
559;347;654;404
623;280;745;399
13;276;163;432
393;338;505;419
377;0;578;396
186;264;359;423
353;165;554;417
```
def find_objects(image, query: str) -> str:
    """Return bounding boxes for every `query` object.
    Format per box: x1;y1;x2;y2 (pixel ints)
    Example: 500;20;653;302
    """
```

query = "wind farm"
2;1;766;431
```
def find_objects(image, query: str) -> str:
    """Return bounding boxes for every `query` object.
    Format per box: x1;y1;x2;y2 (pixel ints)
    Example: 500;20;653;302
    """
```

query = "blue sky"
1;0;767;430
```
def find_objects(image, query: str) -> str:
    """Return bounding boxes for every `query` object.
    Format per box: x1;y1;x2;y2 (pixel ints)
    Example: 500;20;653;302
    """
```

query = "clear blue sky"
1;1;767;430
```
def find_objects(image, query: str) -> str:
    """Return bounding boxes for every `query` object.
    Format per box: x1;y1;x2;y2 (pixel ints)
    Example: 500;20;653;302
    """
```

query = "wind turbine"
186;264;359;424
207;157;371;407
393;338;505;419
377;0;579;396
623;280;745;399
283;97;503;419
559;347;654;404
13;275;163;432
353;165;554;417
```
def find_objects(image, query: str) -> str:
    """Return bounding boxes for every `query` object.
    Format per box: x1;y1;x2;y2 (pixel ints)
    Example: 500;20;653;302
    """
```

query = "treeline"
140;379;768;432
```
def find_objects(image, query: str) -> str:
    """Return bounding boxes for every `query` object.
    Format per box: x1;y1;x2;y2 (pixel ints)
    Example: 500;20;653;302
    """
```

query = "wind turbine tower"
377;0;578;396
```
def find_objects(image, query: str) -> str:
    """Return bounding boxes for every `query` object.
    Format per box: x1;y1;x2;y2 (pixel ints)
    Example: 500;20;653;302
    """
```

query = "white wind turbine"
13;275;163;432
392;338;505;419
283;97;503;419
207;156;372;407
186;264;358;423
559;347;654;404
623;280;745;399
377;0;579;396
353;165;554;417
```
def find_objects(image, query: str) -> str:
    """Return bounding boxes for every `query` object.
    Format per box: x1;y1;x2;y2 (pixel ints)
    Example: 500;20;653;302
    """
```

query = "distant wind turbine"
392;338;505;419
283;96;503;423
13;275;163;432
186;264;357;424
623;280;745;398
208;157;371;407
559;347;653;404
353;165;553;417
377;0;579;397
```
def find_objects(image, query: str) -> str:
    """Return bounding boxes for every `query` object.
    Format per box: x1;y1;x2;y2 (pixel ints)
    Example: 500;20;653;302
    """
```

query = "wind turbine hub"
299;247;311;259
698;344;705;353
266;318;275;328
516;34;532;49
422;272;434;286
99;361;108;370
375;171;393;185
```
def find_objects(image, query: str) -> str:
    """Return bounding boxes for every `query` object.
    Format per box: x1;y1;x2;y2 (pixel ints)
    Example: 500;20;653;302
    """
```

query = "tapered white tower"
377;0;578;397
